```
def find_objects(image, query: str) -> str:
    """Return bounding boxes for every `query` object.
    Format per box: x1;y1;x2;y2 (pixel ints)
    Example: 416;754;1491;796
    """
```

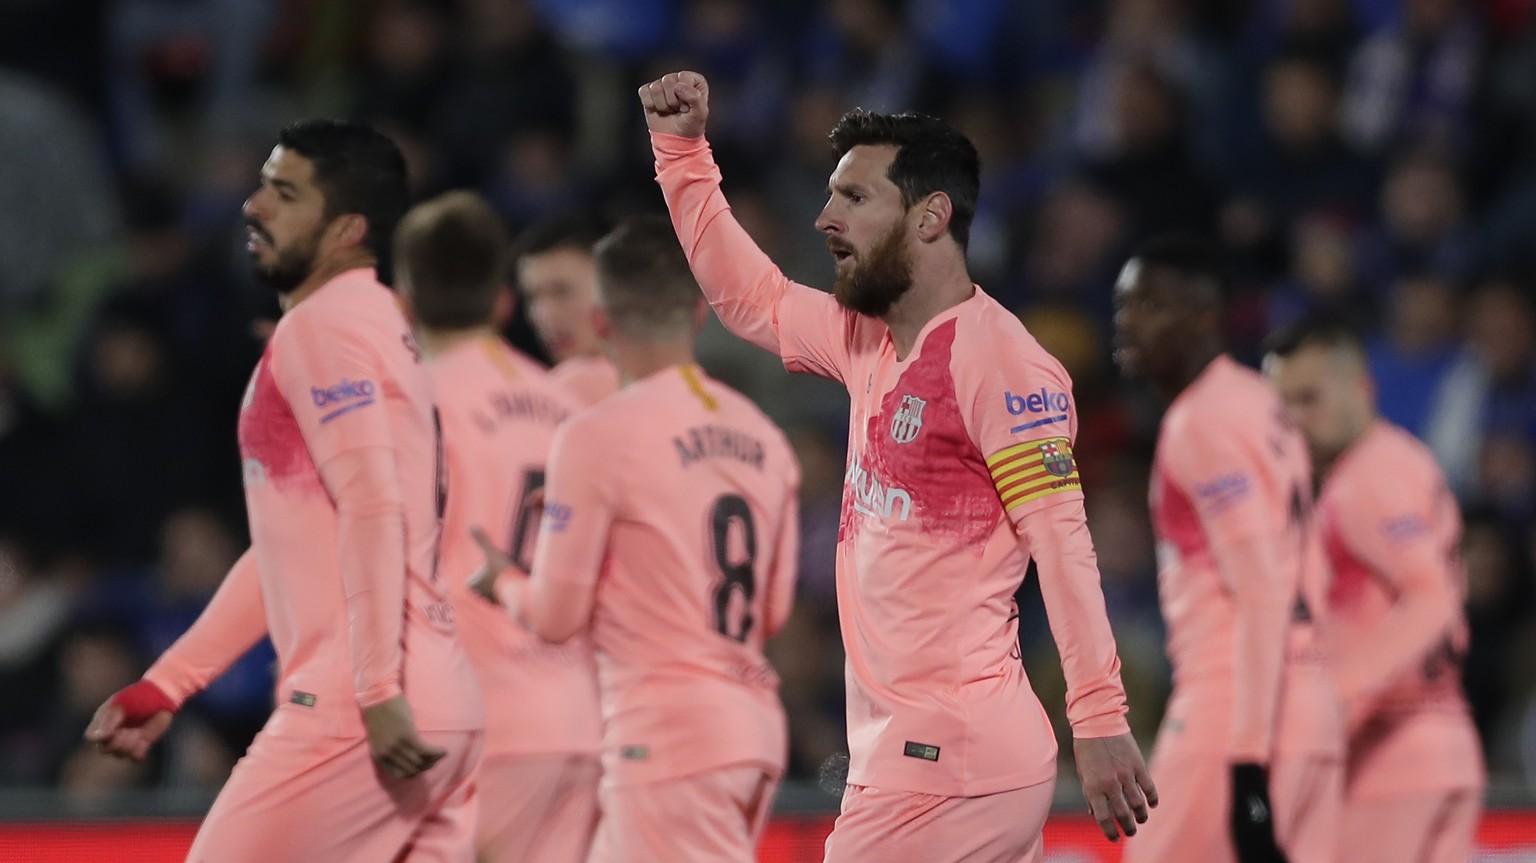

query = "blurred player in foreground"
395;191;603;863
1264;314;1484;863
1114;235;1342;863
86;120;484;860
640;70;1153;862
474;215;801;862
512;211;620;406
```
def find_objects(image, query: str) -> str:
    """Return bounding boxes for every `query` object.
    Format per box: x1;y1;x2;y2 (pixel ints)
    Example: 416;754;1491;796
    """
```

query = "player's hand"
639;71;710;139
1073;733;1158;842
84;680;177;761
1230;763;1290;863
362;695;447;779
467;525;515;605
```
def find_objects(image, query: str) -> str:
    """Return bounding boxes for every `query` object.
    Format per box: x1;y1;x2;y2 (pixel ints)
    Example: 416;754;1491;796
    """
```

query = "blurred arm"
144;549;267;706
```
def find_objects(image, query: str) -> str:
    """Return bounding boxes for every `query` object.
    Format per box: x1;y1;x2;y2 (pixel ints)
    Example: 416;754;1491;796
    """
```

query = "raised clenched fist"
638;71;710;139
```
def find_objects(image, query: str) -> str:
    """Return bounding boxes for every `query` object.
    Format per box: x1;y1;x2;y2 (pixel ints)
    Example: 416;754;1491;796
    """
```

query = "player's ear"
492;285;515;329
590;305;612;342
328;213;369;251
915;191;953;244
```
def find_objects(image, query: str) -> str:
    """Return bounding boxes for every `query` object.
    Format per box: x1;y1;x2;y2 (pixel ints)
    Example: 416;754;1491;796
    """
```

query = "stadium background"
1;0;1535;858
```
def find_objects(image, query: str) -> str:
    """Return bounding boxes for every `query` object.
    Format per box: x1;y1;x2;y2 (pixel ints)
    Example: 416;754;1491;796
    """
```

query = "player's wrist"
111;679;178;723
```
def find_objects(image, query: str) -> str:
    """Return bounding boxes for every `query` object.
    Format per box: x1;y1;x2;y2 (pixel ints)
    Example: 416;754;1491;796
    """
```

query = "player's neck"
279;252;376;313
609;338;696;387
882;257;974;361
1157;343;1223;402
415;325;495;360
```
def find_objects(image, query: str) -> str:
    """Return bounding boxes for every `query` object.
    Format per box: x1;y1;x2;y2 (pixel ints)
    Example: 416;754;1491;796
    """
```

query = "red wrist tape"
111;680;177;724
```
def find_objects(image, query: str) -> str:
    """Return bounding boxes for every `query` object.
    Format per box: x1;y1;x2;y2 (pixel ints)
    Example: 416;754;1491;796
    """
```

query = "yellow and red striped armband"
986;437;1082;512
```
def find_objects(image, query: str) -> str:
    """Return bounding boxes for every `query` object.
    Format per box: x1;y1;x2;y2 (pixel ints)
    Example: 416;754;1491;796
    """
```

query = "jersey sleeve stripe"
1003;481;1080;511
988;437;1081;511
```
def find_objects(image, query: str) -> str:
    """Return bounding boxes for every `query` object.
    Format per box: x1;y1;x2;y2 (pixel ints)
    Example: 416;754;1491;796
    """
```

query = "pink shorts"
822;778;1055;863
1122;748;1341;863
1337;788;1480;863
587;763;780;863
185;728;482;863
476;753;600;863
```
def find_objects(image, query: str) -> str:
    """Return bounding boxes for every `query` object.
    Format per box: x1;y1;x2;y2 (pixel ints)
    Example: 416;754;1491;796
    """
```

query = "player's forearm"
1216;535;1289;762
1335;559;1457;704
765;499;801;637
652;131;789;355
144;549;268;707
320;447;407;708
510;575;591;644
1020;500;1131;738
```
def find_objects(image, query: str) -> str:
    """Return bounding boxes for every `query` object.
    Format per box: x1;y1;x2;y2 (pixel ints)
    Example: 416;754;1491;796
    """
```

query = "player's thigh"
1271;754;1342;863
396;730;483;863
598;764;778;863
1341;787;1482;863
822;778;1053;863
186;731;417;863
1121;747;1232;863
477;753;600;863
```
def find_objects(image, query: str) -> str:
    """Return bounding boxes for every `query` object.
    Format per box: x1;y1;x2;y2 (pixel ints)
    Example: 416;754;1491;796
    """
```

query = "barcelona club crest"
890;394;926;444
1039;440;1075;477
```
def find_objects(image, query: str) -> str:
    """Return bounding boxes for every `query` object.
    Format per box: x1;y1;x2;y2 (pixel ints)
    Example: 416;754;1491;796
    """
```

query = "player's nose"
814;204;841;236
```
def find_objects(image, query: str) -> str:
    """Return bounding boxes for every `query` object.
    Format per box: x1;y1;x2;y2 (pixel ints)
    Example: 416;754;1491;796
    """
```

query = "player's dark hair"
395;191;509;330
828;109;980;251
592;215;700;336
1263;311;1368;360
510;210;612;265
276;119;409;273
1130;233;1227;307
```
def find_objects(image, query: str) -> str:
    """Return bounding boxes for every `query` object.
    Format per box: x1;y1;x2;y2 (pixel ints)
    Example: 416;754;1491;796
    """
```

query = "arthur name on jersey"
673;424;766;470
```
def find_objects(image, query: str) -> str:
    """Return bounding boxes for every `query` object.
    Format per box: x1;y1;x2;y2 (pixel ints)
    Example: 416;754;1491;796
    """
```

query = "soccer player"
84;120;484;861
639;71;1154;862
1113;236;1343;863
1263;315;1484;863
394;191;603;863
512;211;620;406
476;215;800;863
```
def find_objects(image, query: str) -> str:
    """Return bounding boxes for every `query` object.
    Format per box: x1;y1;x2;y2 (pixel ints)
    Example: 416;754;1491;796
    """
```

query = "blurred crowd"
2;0;1535;805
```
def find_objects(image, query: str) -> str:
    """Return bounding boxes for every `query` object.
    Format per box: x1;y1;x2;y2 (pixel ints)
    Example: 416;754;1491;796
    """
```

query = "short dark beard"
833;222;915;318
250;224;322;295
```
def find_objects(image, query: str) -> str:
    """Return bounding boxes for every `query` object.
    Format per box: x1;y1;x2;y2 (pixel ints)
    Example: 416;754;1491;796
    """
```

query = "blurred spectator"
1426;279;1536;504
59;301;214;567
1247;0;1362;72
1368;275;1460;436
1081;62;1220;238
0;342;73;553
1221;51;1374;269
0;535;72;785
1340;0;1483;157
800;0;921;114
435;0;581;198
1461;509;1534;775
104;0;277;174
1355;149;1478;296
0;71;122;407
1019;180;1129;322
1267;211;1369;331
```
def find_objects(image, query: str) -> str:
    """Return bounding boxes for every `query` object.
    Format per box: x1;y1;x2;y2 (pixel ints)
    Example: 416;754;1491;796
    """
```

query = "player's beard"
250;222;323;296
832;222;915;318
